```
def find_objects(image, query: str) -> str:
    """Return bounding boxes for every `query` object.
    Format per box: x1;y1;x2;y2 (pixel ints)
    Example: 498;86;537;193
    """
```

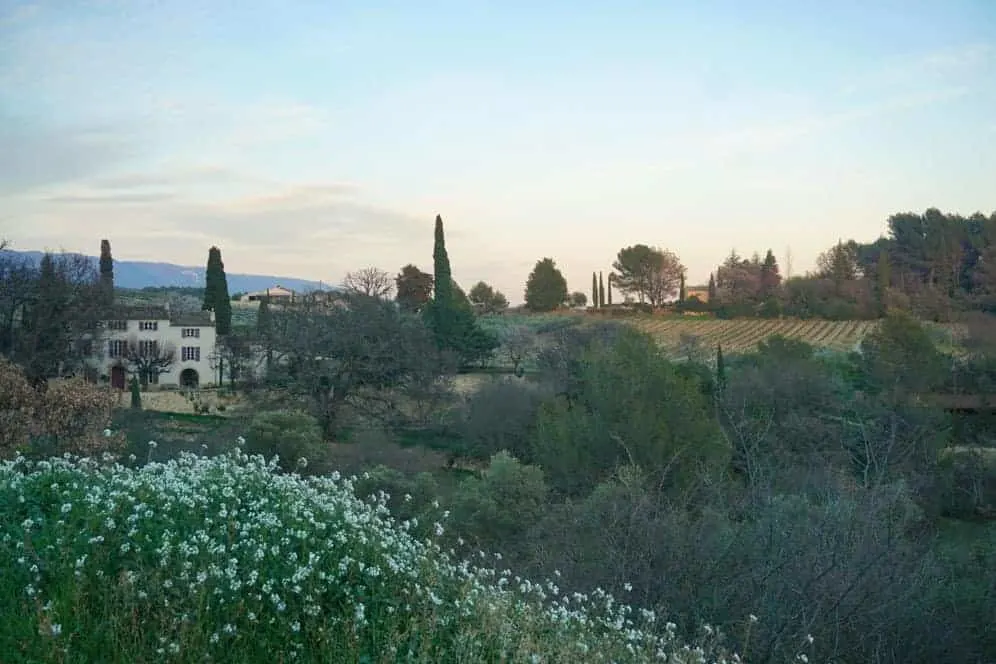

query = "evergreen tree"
598;272;605;307
678;272;686;303
203;246;233;335
760;249;782;297
98;239;114;307
591;272;599;309
524;258;569;312
423;215;497;366
130;375;142;409
256;295;273;372
715;344;726;392
23;254;72;384
876;251;892;316
607;274;613;305
707;273;717;303
395;264;434;314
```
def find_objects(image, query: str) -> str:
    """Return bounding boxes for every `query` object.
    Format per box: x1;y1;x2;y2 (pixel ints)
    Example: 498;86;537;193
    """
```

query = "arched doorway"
180;368;199;389
110;365;126;390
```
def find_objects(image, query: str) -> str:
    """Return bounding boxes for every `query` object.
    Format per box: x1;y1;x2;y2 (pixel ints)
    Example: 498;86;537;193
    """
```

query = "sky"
2;0;995;303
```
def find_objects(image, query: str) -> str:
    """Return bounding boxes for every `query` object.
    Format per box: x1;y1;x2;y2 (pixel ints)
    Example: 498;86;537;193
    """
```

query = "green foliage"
598;271;606;307
858;311;947;397
457;378;547;462
395;264;434;314
245;410;324;471
449;451;548;554
467;281;508;314
98;238;113;307
129;375;142;409
532;328;728;496
591;272;598;309
423;217;498;367
524;258;568;312
202;246;233;335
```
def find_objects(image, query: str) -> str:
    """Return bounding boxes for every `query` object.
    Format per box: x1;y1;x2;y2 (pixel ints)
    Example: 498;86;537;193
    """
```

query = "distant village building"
685;286;710;302
239;285;296;304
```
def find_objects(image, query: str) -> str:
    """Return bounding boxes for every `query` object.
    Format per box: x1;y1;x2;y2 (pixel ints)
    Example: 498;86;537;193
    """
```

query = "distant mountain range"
3;250;331;294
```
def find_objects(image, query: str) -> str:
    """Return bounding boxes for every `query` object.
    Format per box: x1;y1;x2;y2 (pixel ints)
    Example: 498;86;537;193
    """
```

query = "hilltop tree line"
384;207;996;321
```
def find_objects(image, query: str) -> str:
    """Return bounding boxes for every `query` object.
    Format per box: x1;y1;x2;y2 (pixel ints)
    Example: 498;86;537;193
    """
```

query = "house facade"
90;305;218;389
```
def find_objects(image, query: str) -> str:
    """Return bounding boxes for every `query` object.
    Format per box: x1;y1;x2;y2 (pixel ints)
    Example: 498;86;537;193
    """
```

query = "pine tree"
591;272;598;309
203;246;232;335
98;239;114;307
524;258;568;312
598;272;605;307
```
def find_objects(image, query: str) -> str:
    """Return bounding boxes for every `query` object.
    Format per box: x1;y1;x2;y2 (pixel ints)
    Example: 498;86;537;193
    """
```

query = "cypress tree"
607;274;613;305
707;273;717;303
424;215;496;366
432;215;453;304
716;344;726;392
99;239;114;307
591;272;598;309
598;272;606;307
130;375;142;409
679;272;686;303
203;246;232;335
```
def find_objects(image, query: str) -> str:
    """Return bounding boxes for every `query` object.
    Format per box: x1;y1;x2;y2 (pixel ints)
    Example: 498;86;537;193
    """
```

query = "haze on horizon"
2;0;995;304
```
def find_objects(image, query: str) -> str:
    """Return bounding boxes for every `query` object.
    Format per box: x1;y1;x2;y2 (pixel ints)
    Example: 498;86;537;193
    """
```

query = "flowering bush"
0;445;745;663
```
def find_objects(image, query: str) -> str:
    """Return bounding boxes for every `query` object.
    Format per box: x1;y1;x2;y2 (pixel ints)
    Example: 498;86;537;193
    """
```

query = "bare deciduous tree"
342;267;394;299
122;336;176;387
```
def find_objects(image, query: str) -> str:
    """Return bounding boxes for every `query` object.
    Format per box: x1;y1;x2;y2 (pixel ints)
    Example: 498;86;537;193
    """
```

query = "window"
107;320;127;331
139;321;158;331
138;340;158;357
108;340;127;358
182;346;201;362
181;328;200;338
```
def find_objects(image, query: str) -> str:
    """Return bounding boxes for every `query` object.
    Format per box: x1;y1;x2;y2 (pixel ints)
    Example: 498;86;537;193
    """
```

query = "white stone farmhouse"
89;305;218;389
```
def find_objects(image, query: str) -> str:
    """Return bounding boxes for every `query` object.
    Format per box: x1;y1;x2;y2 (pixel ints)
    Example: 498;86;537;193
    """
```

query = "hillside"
2;249;328;293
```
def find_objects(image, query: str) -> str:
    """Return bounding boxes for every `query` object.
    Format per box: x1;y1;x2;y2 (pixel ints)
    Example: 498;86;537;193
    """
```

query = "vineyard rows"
627;318;880;353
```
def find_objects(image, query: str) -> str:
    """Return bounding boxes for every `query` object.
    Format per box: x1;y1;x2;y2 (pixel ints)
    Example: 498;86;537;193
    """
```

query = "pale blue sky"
2;1;994;302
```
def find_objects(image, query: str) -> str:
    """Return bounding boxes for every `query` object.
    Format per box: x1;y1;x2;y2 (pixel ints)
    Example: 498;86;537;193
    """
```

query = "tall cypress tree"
424;215;496;366
678;272;686;303
607;274;613;305
591;272;598;309
707;273;717;303
598;272;606;307
203;246;232;335
716;344;726;392
98;239;114;307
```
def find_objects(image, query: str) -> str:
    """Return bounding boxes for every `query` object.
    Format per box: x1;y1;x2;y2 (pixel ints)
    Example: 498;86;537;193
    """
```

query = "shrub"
244;410;324;472
457;378;547;462
0;357;125;459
